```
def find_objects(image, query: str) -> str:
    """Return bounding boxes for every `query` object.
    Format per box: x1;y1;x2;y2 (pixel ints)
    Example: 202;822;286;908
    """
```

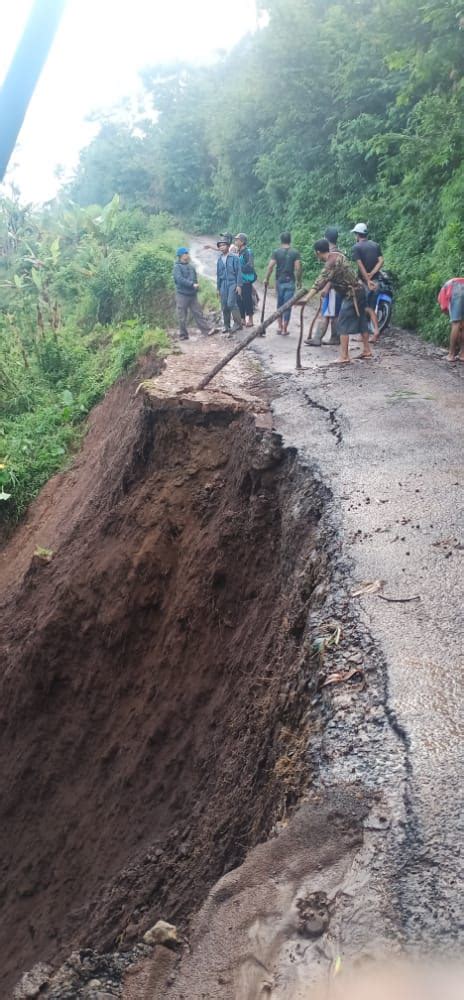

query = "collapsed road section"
3;343;409;1000
0;346;343;997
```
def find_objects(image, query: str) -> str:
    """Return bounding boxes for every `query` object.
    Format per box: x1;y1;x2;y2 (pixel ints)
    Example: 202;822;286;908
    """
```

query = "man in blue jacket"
173;247;213;340
216;236;243;333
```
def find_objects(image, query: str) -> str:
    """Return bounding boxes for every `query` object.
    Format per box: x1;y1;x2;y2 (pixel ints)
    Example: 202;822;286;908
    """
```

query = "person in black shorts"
307;226;343;347
304;239;372;364
264;232;302;335
351;223;384;342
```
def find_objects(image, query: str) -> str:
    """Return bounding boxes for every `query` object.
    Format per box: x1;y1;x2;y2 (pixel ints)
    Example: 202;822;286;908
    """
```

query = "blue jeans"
449;281;464;322
277;281;295;324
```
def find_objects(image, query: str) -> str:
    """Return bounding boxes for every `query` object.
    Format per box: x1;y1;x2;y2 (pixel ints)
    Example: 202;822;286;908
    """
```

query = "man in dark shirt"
172;248;213;340
351;223;384;342
264;231;302;335
303;239;372;363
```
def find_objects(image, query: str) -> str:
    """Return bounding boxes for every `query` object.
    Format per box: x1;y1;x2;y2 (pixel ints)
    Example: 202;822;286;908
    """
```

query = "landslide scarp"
0;362;330;994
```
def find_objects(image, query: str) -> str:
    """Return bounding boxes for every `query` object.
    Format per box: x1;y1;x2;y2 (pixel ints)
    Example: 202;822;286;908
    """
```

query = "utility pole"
0;0;68;181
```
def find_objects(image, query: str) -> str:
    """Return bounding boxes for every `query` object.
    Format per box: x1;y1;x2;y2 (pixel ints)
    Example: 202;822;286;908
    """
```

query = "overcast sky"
0;0;259;203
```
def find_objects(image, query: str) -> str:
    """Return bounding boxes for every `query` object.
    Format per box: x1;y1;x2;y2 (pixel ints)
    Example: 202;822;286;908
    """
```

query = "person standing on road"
264;232;302;336
304;239;372;364
307;226;343;347
235;233;256;328
437;277;464;362
172;248;213;341
216;236;243;333
351;223;384;343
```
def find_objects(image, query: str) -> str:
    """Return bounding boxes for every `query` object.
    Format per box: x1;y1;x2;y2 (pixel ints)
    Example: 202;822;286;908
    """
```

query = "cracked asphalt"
191;238;464;958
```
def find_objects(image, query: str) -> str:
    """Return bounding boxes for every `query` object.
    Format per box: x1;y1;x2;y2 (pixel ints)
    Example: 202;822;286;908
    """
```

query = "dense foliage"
71;0;464;340
0;195;187;523
2;0;462;524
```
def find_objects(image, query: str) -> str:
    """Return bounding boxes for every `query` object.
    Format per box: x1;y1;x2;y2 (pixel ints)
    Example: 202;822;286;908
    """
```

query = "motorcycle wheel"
376;300;392;333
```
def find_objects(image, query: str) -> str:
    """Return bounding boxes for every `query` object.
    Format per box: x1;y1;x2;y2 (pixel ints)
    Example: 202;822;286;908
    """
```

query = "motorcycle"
371;270;394;333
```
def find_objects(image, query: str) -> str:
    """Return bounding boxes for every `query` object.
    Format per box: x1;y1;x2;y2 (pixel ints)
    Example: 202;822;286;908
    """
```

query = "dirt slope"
0;353;330;995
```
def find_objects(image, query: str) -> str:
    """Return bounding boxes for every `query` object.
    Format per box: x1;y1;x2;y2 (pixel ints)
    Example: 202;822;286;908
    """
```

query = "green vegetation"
2;0;462;524
0;194;177;524
70;0;463;341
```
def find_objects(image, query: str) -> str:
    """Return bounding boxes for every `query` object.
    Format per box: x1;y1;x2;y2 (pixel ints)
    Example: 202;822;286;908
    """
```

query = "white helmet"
351;222;368;235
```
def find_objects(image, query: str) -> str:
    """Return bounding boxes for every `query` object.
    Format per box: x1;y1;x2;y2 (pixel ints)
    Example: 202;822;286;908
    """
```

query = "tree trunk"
196;287;309;390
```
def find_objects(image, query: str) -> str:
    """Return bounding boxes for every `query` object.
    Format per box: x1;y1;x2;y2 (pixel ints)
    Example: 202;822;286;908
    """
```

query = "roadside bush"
126;243;175;323
90;251;128;325
0;320;170;523
104;320;170;384
198;276;218;312
0;199;179;527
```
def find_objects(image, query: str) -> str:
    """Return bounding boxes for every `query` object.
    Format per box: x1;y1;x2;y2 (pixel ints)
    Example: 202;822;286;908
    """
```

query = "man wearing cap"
351;223;384;342
173;248;213;340
216;236;243;333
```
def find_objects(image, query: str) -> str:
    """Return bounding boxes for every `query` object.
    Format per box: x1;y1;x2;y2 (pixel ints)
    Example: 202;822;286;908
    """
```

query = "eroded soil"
0;352;335;996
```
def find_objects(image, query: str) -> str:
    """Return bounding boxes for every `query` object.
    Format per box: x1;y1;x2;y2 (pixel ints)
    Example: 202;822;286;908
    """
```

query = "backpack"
241;247;257;282
437;278;464;312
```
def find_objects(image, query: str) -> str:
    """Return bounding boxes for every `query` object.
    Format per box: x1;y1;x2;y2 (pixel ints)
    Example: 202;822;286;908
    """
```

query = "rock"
143;919;179;949
364;808;391;832
13;963;53;999
67;951;84;972
122;920;139;941
296;891;330;939
88;981;102;989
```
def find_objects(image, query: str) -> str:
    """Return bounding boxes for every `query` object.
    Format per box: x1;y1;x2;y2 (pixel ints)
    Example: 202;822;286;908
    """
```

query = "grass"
0;322;170;525
198;275;219;312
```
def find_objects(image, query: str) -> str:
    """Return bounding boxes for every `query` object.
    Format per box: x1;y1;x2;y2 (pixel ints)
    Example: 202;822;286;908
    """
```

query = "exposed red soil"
0;356;328;995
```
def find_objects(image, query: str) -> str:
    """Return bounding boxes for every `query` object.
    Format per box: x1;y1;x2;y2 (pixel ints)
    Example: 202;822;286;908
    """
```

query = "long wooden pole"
296;302;320;370
296;303;307;371
196;287;309;390
260;282;268;325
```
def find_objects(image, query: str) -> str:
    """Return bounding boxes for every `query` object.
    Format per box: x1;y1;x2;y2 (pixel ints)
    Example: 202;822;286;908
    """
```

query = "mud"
0;352;338;995
122;790;369;1000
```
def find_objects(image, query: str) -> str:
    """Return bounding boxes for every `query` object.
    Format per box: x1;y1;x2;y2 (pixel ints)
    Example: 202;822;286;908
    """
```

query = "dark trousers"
219;283;242;329
238;282;254;320
176;292;210;338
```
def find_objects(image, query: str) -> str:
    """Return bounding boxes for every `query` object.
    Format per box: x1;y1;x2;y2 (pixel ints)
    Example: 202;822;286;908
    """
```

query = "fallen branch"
378;594;420;603
196;287;309;390
322;667;364;687
351;579;383;597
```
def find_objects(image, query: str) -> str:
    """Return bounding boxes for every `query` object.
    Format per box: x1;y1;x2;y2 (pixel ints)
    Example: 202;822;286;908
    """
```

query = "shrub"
126;243;175;323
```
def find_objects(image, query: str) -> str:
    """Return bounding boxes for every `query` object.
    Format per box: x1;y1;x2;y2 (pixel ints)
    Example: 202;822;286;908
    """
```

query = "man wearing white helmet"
351;223;384;343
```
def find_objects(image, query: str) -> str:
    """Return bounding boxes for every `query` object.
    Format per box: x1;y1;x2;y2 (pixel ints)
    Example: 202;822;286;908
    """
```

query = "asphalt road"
191;237;464;955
